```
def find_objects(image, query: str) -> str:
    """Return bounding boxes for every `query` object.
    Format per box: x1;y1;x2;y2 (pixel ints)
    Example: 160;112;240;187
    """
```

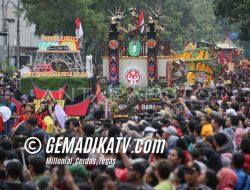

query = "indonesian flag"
75;17;84;39
137;10;144;33
95;83;105;103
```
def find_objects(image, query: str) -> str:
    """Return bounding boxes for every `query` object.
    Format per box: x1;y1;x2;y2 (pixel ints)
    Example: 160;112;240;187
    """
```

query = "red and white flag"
95;83;105;103
75;17;84;39
137;10;144;33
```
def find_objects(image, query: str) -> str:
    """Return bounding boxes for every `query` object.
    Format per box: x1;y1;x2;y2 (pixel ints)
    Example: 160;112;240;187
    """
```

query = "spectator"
153;159;174;190
26;156;46;189
0;147;7;181
4;160;35;190
217;168;238;190
126;162;153;190
177;162;211;190
167;148;185;169
232;153;250;190
199;169;218;189
200;115;213;138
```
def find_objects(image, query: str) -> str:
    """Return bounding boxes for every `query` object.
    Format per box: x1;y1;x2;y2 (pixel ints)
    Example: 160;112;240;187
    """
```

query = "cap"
144;126;157;133
184;162;201;173
232;90;238;95
21;94;29;102
4;91;12;96
226;108;237;117
128;162;146;176
129;7;136;12
162;126;177;135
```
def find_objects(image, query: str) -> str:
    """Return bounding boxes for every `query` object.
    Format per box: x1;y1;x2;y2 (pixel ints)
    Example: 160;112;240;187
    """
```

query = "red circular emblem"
109;40;119;49
146;39;157;49
125;69;142;86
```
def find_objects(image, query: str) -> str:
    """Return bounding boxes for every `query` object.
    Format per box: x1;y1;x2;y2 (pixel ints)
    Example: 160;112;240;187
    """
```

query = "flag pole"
83;35;86;66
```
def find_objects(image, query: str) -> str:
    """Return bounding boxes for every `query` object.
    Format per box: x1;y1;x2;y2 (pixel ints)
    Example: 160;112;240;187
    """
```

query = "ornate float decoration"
102;6;171;88
35;35;84;72
17;35;91;116
172;43;214;86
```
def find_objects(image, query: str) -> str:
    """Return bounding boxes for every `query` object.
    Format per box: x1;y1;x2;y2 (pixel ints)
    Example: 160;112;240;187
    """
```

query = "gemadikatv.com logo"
24;137;165;155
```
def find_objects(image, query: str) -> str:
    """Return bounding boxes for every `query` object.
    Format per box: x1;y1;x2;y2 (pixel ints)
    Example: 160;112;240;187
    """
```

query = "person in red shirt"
12;103;47;134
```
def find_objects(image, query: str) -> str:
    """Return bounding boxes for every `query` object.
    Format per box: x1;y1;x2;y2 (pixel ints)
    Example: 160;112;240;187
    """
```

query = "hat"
144;126;157;133
4;91;12;96
21;94;29;102
162;126;177;135
184;162;201;173
4;158;21;167
129;7;136;12
232;90;238;95
226;108;237;117
128;163;146;176
204;108;213;115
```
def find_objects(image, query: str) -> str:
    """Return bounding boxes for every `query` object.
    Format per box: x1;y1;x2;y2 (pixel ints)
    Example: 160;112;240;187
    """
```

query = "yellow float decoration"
174;43;215;86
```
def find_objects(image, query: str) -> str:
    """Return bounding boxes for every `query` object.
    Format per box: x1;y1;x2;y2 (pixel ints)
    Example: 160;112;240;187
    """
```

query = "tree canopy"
214;0;250;40
22;0;228;53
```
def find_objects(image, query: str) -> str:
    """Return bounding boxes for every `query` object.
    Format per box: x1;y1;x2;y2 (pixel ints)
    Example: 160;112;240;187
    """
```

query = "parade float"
172;43;215;86
18;35;92;116
101;7;171;88
100;7;235;117
100;7;175;117
214;37;244;74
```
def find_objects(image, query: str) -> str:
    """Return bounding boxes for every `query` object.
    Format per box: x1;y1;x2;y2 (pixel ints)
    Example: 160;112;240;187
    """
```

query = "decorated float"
99;7;188;118
101;7;171;88
99;7;174;117
18;35;92;116
172;43;215;86
214;37;244;74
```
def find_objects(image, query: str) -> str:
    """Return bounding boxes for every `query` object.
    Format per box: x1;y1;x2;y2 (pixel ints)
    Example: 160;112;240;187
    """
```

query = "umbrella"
0;106;11;122
55;104;67;128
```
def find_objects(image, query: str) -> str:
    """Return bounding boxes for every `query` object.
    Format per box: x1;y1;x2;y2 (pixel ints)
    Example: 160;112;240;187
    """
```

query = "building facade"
0;0;40;68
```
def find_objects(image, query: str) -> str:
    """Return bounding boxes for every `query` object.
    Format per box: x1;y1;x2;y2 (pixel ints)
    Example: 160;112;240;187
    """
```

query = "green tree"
214;0;250;40
187;0;224;43
22;0;227;53
140;0;224;49
22;0;106;55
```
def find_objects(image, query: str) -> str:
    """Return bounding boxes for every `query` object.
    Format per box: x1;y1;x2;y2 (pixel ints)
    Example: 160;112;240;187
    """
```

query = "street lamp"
5;0;20;69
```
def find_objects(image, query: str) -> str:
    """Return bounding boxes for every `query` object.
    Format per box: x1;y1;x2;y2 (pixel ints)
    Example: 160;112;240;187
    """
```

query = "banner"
86;55;93;78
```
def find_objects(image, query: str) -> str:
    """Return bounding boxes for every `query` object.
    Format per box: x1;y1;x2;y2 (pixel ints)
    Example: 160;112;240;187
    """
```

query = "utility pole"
16;0;20;69
2;0;7;46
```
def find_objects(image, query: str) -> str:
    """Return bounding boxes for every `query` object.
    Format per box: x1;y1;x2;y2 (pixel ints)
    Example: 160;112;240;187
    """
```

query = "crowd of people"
0;60;249;190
